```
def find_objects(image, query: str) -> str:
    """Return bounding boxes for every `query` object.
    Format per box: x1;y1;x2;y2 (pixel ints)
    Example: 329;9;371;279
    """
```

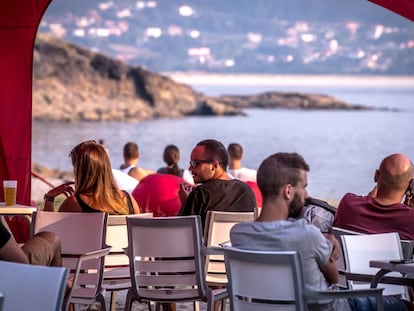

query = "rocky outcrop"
32;33;369;122
217;92;368;110
33;33;243;122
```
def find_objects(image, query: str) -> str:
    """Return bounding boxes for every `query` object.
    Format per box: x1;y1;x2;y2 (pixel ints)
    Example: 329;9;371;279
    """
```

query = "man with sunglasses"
178;139;257;228
333;153;414;240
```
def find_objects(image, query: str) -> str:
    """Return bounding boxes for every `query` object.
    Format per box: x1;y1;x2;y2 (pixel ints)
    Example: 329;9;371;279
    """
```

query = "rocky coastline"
33;33;371;123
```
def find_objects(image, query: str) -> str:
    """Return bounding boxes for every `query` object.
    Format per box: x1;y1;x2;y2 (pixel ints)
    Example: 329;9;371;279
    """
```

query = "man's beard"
288;192;304;219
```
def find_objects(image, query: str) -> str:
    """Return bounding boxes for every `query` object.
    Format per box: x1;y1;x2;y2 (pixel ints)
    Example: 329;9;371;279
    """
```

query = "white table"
0;203;37;216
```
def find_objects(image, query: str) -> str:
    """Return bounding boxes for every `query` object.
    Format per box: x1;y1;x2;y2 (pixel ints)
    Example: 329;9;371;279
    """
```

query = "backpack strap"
305;197;336;215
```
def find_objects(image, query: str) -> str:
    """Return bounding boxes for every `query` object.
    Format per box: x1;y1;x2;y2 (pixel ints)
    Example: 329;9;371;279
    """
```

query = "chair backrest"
341;232;408;297
105;213;153;268
31;211;108;304
330;226;360;288
203;211;256;285
224;248;384;311
126;215;209;301
224;248;306;311
332;226;414;289
0;260;68;311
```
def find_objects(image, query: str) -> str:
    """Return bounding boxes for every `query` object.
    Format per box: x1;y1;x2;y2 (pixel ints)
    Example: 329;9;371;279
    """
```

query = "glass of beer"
3;180;17;206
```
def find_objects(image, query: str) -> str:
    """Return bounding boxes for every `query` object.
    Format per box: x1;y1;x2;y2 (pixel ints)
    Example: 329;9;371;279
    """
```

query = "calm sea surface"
32;75;414;201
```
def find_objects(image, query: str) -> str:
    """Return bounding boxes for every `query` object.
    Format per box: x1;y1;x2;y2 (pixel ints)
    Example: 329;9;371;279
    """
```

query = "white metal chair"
31;211;110;311
203;211;255;286
124;215;228;311
332;226;414;289
223;248;384;311
341;232;409;298
102;213;153;311
0;260;68;311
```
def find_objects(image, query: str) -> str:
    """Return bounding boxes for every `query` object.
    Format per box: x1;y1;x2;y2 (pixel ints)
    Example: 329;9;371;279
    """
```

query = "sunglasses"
189;159;214;168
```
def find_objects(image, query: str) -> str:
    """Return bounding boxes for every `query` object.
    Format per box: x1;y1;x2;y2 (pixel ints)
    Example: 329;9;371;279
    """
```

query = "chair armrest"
202;246;225;256
78;247;112;261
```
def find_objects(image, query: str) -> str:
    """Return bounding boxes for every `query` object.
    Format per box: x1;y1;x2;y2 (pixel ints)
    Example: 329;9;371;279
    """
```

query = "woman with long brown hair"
44;140;140;214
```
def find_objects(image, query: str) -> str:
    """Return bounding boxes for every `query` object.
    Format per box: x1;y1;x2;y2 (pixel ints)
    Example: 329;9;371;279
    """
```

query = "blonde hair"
70;140;130;214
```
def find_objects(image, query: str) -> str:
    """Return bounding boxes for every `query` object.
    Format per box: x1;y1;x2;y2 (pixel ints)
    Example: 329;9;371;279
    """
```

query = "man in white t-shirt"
227;143;257;182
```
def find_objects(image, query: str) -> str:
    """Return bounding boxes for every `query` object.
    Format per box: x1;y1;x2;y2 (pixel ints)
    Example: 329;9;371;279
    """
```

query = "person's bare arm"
43;182;75;211
129;195;141;214
0;238;30;264
323;233;340;262
320;260;339;284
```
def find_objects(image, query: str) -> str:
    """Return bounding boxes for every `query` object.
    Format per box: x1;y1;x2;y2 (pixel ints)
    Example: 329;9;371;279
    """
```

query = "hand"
324;233;340;262
405;194;414;208
178;183;193;205
46;181;75;198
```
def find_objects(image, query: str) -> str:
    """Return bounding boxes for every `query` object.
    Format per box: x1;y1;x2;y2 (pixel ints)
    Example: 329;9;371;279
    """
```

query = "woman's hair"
69;140;129;214
162;144;182;176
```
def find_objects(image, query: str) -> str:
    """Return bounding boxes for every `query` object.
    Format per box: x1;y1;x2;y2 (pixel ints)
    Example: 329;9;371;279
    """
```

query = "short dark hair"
123;142;139;159
257;152;310;198
227;143;243;160
196;139;228;170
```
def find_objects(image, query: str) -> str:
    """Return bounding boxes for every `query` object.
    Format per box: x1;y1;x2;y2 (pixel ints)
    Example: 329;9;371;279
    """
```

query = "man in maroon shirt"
333;153;414;240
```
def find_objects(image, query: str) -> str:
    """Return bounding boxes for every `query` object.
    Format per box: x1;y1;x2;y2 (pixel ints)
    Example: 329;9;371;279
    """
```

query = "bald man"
333;153;414;240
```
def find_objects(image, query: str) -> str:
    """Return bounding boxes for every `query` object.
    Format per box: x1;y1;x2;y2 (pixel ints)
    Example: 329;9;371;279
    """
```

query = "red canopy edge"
0;0;52;205
368;0;414;22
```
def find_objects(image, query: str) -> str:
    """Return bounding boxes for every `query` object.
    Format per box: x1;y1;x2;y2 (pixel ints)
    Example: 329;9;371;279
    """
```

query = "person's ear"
374;169;379;182
283;184;293;200
212;161;219;170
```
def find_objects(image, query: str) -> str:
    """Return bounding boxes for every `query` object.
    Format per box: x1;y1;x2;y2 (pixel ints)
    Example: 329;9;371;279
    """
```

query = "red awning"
368;0;414;22
0;0;52;205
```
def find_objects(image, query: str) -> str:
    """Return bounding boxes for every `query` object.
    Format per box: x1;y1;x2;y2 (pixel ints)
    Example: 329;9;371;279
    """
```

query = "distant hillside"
45;0;407;24
39;0;414;74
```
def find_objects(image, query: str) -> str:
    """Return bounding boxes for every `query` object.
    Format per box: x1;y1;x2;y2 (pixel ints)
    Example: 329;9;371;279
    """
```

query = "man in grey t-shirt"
230;152;349;311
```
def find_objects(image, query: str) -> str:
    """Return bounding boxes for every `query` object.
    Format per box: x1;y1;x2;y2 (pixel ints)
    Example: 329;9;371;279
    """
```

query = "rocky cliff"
32;33;368;122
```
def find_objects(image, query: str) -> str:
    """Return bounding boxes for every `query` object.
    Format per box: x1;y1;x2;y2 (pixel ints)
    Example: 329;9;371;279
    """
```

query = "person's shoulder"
59;196;82;212
231;220;256;234
157;167;167;174
240;167;257;174
338;192;365;205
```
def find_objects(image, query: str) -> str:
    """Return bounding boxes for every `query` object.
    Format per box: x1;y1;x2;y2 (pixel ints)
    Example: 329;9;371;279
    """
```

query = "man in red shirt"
333;153;414;240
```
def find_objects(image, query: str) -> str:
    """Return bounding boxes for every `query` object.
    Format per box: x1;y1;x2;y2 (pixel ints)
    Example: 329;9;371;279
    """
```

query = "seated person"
157;144;194;185
231;152;410;311
333;153;414;240
178;139;256;228
227;142;257;182
119;142;155;181
43;140;140;214
0;216;62;266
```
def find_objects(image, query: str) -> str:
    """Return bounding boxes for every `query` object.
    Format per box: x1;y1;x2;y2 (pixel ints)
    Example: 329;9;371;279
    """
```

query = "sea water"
32;75;414;201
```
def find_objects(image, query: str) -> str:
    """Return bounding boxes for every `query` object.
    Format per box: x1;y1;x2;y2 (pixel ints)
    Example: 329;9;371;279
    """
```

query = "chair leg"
124;289;133;311
97;293;107;311
220;299;226;311
109;291;116;311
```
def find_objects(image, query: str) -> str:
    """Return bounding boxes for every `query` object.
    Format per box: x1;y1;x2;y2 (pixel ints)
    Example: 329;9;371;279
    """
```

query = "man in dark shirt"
178;139;257;228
